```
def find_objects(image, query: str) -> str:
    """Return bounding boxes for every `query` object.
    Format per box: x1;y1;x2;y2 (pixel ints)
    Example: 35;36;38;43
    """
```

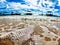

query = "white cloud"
0;1;7;8
24;0;55;9
25;0;54;7
7;2;39;10
6;0;56;12
6;0;59;16
7;2;21;10
54;9;59;11
58;0;60;6
25;0;38;6
0;0;6;2
0;0;59;16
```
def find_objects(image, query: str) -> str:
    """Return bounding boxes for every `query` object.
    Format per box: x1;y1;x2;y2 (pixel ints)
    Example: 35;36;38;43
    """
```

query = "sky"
0;0;60;16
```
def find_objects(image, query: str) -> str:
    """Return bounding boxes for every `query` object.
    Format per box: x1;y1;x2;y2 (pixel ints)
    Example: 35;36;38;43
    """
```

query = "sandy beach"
0;15;60;45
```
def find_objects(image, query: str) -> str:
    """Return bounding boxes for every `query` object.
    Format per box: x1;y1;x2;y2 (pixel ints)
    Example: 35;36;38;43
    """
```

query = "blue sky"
0;0;60;16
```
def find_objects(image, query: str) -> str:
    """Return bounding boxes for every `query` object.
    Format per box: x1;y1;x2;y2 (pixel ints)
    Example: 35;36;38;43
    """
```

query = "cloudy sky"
0;0;60;16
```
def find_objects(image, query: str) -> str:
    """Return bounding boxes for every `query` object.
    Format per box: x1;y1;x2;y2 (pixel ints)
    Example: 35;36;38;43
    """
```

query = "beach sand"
0;16;60;45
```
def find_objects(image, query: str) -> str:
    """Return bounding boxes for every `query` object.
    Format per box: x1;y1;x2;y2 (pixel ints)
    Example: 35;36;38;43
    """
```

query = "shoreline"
0;15;59;19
